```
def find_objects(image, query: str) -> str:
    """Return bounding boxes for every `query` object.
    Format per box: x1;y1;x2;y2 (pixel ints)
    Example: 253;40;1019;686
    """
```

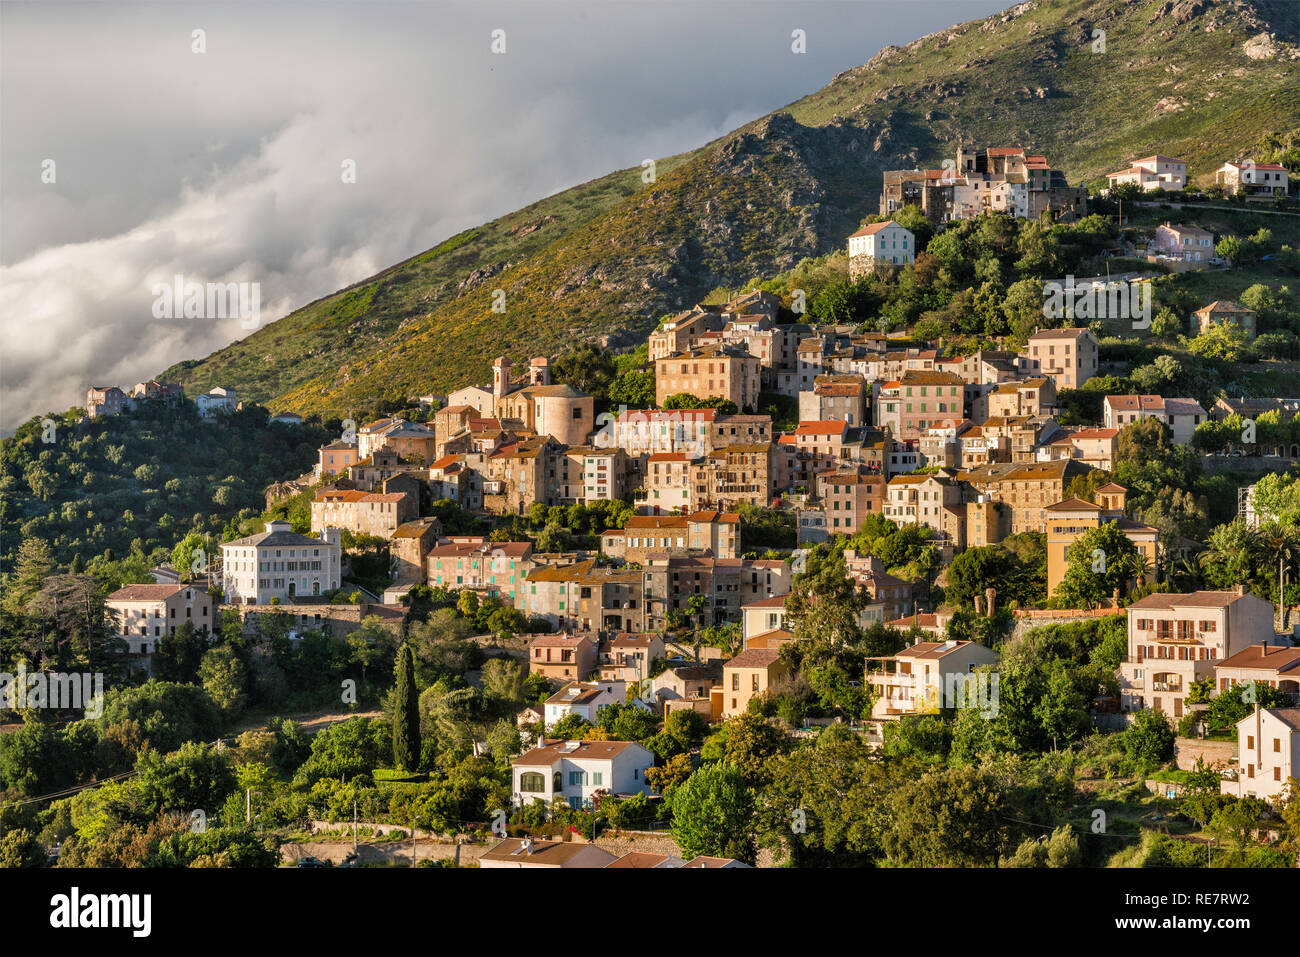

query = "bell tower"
492;356;513;400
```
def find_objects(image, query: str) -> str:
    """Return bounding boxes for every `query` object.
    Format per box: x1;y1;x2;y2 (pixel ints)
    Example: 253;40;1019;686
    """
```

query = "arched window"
553;772;563;793
519;772;546;793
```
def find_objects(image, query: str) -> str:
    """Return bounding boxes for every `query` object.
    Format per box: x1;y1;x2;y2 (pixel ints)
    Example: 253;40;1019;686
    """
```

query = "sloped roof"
514;739;644;766
724;648;784;669
107;584;186;602
1216;644;1300;673
849;220;905;238
1128;591;1252;610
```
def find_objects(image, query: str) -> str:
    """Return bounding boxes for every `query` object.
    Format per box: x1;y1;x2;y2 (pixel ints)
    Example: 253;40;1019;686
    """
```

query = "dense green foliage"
0;400;327;569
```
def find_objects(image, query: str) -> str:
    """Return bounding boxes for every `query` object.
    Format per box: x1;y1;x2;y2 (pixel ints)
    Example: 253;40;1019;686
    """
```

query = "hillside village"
32;138;1300;869
7;98;1300;873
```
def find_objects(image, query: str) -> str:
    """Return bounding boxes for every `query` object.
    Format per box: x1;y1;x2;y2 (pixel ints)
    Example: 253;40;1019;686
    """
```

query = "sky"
0;0;1012;432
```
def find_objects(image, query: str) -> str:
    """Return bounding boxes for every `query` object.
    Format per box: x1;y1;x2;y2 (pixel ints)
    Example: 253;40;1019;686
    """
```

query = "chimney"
1237;583;1248;597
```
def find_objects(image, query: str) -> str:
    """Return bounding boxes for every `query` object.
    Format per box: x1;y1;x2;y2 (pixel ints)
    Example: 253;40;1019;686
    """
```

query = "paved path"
1132;200;1300;218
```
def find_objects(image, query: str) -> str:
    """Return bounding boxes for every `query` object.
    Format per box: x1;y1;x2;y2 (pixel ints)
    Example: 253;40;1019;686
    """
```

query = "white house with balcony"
1119;588;1275;720
865;640;1000;721
1215;161;1289;199
511;739;654;811
1107;155;1186;193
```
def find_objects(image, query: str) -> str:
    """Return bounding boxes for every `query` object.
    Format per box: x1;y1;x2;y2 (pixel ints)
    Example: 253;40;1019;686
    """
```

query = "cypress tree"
393;642;421;771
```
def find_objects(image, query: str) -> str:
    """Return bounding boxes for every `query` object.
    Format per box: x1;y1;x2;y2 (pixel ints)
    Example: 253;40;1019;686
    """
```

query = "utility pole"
1278;561;1287;633
353;800;358;854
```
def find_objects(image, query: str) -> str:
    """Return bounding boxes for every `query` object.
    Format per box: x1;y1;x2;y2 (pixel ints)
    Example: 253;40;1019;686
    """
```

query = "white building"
511;739;654;811
1119;589;1275;719
741;594;788;642
1107;155;1187;193
848;221;915;277
196;386;238;419
219;520;342;605
543;680;626;728
106;583;215;662
446;383;494;417
1221;707;1300;804
1102;395;1207;445
1215;161;1289;198
865;639;1000;723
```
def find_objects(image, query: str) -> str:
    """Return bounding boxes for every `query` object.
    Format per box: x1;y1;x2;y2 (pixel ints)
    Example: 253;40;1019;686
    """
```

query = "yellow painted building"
1045;483;1159;595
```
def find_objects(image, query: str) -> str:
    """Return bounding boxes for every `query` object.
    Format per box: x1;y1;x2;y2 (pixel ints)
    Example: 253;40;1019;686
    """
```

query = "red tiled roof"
1216;644;1300;672
1128;591;1251;610
514;739;643;765
849;220;902;238
529;633;591;648
795;421;847;436
724;648;783;669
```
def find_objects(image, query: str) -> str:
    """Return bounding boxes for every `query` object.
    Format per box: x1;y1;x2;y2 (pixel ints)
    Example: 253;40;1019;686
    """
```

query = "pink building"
1153;222;1214;262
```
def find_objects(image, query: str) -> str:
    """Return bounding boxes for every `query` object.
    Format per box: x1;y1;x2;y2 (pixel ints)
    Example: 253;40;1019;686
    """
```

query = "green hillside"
160;0;1300;419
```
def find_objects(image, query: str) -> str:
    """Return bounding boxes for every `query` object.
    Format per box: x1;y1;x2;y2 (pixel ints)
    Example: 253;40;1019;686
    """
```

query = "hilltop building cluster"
87;141;1300;823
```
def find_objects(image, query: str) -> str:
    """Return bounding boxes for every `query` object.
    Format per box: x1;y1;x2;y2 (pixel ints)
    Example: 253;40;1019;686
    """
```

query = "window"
519;772;546;793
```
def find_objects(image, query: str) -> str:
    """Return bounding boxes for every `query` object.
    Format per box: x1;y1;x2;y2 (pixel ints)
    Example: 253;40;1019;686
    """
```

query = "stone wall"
231;602;403;639
1202;455;1300;473
1009;607;1120;639
594;831;683;860
1173;736;1236;771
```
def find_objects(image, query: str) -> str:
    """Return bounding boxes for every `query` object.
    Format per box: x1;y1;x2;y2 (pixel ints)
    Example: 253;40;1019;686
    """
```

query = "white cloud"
0;0;1006;430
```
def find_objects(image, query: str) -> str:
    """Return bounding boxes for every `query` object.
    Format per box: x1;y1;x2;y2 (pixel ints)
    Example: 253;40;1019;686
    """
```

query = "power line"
0;736;229;811
0;769;138;810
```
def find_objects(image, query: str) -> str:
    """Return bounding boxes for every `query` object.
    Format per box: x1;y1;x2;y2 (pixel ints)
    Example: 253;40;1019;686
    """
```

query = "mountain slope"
161;0;1300;418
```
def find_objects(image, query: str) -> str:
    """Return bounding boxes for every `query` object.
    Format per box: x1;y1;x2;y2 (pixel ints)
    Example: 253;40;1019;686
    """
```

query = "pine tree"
393;642;421;772
3;538;55;615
